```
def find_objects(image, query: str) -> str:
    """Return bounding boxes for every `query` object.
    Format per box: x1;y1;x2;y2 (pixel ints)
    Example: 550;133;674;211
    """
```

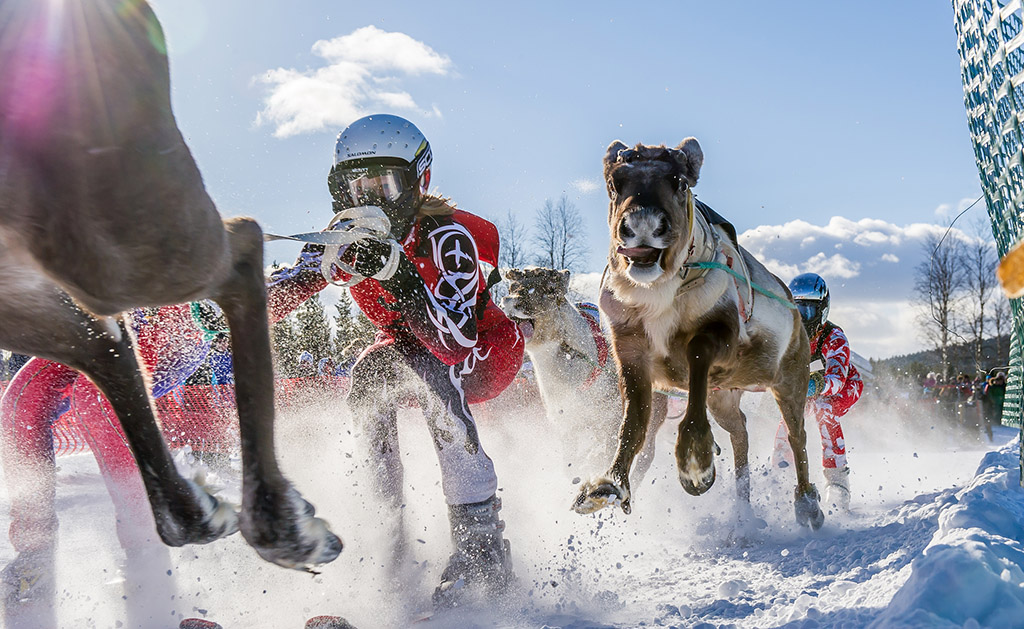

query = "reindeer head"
501;266;571;322
603;138;703;285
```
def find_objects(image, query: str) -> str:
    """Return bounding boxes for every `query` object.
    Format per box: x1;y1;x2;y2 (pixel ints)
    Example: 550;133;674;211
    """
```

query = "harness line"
674;191;795;314
682;261;797;311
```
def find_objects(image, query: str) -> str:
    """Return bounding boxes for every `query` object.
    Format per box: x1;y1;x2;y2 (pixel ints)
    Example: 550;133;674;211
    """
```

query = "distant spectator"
953;373;979;437
922;372;938;398
2;352;30;380
208;335;234;386
317;357;337;378
983;371;1007;441
296;351;316;378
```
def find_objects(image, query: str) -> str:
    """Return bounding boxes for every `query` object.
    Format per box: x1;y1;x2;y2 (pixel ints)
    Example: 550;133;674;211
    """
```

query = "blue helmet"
788;272;829;337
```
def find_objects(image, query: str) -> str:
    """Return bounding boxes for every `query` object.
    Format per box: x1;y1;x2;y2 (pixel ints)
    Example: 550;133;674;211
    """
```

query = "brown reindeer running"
0;0;342;567
572;139;824;529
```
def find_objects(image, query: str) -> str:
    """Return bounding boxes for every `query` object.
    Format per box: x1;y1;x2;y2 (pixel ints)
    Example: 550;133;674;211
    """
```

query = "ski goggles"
331;164;410;207
795;300;823;324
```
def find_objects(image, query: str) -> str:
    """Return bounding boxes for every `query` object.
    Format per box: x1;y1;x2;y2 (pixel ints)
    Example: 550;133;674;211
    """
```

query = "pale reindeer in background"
0;0;341;568
501;266;668;485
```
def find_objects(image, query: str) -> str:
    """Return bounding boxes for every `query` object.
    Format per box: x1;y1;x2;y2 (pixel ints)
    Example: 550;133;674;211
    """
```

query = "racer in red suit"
269;114;523;608
0;298;293;613
1;304;215;558
773;273;863;511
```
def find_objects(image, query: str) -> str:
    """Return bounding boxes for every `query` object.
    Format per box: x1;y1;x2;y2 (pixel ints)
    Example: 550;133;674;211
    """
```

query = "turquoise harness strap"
681;261;797;311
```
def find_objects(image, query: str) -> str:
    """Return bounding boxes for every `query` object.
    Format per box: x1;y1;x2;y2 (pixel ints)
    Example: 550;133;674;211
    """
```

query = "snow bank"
871;437;1024;628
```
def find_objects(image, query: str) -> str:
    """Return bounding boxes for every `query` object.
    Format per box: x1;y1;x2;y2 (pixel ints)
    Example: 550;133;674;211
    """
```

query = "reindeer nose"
653;216;668;238
619;220;635;240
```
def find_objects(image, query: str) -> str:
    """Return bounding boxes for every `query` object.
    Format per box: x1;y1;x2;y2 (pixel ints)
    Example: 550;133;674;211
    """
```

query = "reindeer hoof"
155;477;240;547
794;485;825;530
679;462;716;496
241;484;343;570
573;478;631;514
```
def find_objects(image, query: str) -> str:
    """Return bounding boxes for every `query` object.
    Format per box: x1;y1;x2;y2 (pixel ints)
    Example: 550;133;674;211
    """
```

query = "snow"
2;391;1023;628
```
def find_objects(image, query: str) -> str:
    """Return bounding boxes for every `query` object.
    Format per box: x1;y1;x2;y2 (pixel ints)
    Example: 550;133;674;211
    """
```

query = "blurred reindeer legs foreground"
0;0;341;570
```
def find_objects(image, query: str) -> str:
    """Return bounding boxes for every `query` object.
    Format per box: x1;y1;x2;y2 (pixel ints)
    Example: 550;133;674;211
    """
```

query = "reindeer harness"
676;192;795;321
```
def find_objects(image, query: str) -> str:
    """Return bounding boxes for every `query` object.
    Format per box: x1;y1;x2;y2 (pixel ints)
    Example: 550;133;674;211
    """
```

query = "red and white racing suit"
271;208;524;506
774;321;863;470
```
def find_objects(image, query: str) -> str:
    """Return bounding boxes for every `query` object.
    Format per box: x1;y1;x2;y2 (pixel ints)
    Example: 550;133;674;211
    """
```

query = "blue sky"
150;1;986;359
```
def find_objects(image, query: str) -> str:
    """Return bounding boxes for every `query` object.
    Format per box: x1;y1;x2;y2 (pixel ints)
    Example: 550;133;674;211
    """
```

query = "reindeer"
0;0;341;567
501;266;668;483
572;139;824;529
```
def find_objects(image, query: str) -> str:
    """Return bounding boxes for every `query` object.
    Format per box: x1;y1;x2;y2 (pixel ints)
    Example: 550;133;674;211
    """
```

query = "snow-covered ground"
2;390;1023;628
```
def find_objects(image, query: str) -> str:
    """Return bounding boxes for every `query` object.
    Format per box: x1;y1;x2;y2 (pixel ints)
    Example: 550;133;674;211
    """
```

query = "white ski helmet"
329;114;432;227
789;272;829;337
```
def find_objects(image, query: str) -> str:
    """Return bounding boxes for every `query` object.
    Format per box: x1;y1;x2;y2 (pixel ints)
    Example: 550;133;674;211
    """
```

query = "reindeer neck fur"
524;300;601;393
606;213;744;358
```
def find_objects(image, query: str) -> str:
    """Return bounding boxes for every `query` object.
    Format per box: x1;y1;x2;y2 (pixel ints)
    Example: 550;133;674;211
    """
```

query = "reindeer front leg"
215;218;343;568
573;334;652;515
675;326;727;496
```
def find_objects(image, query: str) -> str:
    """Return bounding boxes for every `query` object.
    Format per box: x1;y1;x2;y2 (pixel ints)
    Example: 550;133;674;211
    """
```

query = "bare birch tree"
991;290;1011;361
498;209;530;269
962;236;998;368
914;232;966;380
532;194;588;271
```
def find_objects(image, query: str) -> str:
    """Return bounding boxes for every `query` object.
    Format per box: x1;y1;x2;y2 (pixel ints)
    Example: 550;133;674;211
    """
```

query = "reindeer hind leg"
707;389;750;503
772;388;823;530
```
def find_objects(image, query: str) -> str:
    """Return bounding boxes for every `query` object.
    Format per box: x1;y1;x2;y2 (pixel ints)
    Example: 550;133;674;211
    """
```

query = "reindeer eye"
670;174;686;191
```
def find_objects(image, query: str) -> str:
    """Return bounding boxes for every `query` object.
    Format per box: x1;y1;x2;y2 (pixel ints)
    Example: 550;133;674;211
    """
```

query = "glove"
807;371;826;398
348;237;400;279
295;243;325;271
268;243;324;286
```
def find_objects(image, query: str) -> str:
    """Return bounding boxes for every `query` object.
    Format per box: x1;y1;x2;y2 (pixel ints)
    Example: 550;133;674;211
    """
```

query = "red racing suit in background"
1;295;296;554
774;321;863;470
1;304;213;553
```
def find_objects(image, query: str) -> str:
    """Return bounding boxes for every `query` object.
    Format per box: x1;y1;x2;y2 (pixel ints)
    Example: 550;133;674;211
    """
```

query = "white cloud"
571;178;601;194
803;252;861;279
934;196;983;224
254;26;452;138
740;216;991;359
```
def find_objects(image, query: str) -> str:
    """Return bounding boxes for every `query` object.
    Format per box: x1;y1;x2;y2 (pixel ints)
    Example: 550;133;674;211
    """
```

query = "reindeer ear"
604;140;628;179
675;137;704;187
559;269;571;290
505;268;522;281
604;140;628;199
604;140;628;167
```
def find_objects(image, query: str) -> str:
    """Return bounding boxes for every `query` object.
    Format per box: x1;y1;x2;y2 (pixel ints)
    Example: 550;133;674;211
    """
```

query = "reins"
263;206;401;287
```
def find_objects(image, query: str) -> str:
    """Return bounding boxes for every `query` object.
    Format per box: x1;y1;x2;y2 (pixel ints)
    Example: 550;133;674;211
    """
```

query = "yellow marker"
998;239;1024;298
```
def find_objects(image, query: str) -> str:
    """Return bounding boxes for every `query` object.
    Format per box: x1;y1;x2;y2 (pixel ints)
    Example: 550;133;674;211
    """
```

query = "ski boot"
823;466;851;512
2;547;55;608
432;494;515;609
